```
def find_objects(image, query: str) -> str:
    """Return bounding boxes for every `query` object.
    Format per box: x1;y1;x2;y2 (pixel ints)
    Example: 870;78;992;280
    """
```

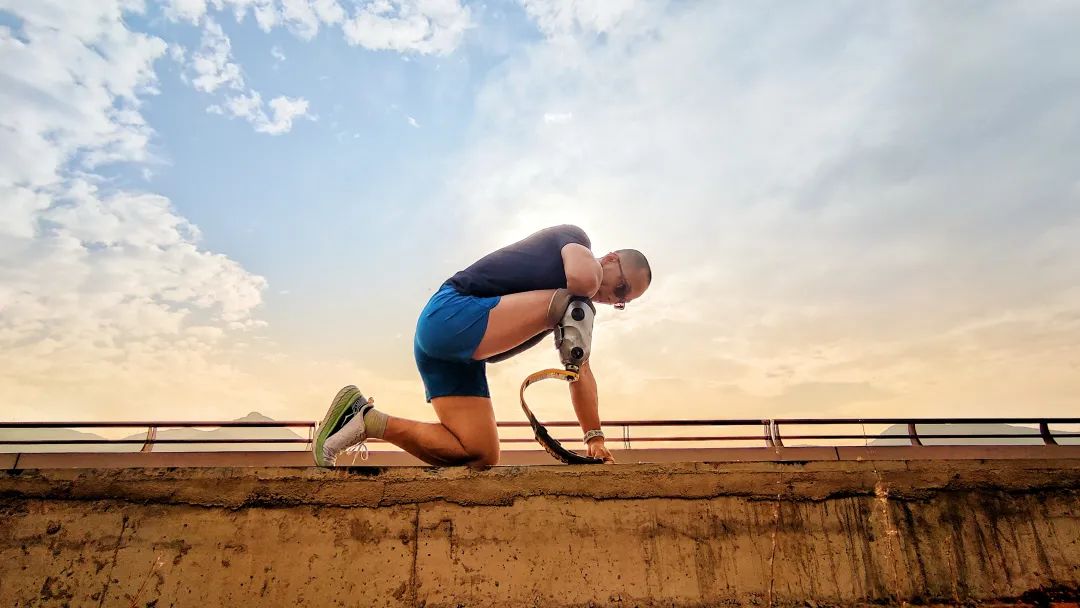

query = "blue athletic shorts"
414;282;501;402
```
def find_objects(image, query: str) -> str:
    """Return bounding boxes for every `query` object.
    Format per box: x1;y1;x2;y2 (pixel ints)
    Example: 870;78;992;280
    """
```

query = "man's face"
593;253;649;308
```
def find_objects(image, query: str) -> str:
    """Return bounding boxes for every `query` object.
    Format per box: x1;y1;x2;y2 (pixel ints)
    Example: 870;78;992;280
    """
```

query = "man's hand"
586;437;615;464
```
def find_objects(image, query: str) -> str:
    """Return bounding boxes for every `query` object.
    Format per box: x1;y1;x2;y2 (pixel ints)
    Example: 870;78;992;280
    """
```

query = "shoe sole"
313;385;362;467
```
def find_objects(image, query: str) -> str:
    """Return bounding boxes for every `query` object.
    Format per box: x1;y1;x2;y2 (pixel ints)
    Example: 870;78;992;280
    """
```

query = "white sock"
363;408;388;439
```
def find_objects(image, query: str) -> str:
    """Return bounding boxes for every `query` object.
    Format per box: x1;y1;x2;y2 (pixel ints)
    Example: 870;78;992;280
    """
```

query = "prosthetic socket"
483;288;595;371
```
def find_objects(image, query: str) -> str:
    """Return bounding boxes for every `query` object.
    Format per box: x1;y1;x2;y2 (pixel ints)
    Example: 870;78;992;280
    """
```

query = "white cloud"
407;115;420;128
342;0;471;55
450;2;1080;417
163;0;210;24
218;0;345;36
0;0;271;418
280;0;345;39
188;18;244;93
220;0;281;31
162;0;469;55
521;0;666;39
543;111;572;124
266;95;312;131
0;1;166;188
0;186;51;239
180;17;312;134
157;0;474;149
210;92;312;134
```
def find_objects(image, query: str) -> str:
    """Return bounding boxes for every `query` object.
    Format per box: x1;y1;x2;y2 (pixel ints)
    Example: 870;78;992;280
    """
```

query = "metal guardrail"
1;418;1078;452
0;421;317;452
768;418;1080;448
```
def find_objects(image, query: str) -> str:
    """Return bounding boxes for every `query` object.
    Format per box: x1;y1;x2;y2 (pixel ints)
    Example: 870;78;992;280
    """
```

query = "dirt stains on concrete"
0;460;1078;606
151;539;192;565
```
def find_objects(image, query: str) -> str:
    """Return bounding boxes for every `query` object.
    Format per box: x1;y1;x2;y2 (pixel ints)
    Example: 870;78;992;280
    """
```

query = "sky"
1;0;1079;427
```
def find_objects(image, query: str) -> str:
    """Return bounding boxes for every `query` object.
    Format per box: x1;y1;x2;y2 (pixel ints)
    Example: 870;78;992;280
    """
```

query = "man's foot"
313;385;373;467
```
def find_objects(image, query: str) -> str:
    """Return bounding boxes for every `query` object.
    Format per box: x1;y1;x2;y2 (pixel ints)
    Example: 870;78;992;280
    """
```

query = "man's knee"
463;444;500;468
430;395;499;467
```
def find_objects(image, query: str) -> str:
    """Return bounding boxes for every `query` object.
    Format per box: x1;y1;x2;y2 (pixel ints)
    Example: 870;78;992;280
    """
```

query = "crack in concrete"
766;460;783;607
409;503;420;604
95;514;128;608
874;480;905;604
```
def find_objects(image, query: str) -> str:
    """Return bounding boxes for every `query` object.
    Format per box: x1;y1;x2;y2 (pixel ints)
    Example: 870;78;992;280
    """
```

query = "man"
313;225;652;468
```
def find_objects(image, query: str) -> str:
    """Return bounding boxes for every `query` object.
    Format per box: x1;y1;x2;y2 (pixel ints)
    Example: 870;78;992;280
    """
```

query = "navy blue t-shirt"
447;225;592;297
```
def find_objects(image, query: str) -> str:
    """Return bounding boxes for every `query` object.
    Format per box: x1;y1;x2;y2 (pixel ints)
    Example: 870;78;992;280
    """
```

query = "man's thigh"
431;395;499;461
471;289;556;360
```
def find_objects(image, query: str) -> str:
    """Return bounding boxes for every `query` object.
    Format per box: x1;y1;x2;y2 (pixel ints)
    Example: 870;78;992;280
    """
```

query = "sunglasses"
613;256;630;311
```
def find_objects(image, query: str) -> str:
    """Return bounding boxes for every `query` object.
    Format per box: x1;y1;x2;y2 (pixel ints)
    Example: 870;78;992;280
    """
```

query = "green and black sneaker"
313;385;372;467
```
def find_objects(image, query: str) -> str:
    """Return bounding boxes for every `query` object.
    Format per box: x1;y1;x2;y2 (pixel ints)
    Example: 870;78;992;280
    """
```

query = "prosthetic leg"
489;288;604;464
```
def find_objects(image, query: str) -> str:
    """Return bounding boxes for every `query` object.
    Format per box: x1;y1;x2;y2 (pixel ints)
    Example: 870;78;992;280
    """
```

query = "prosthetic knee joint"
548;289;596;373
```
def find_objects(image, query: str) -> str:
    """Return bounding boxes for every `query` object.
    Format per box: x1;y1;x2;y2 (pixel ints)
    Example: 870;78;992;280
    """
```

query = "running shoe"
313;385;372;466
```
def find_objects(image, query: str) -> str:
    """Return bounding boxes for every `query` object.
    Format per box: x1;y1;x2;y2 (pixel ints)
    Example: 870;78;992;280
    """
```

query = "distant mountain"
118;411;305;452
870;423;1048;446
0;412;306;453
0;427;131;453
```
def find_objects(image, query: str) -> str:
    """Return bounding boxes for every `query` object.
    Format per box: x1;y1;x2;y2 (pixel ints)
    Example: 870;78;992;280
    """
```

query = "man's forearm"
569;363;601;434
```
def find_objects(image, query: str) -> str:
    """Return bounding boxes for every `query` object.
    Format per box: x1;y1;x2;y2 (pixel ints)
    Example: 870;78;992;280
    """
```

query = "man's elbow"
565;273;600;298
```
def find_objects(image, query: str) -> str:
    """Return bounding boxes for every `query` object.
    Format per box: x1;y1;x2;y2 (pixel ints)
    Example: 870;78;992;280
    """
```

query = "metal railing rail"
1;418;1077;451
0;421;317;428
0;421;317;452
769;418;1080;448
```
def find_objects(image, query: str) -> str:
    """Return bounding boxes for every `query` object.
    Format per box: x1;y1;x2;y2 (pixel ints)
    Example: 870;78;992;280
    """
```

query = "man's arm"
561;243;602;298
569;361;615;463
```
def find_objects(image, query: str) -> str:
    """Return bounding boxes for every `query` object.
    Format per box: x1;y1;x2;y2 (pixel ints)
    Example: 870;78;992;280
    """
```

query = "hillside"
0;412;304;453
870;422;1049;446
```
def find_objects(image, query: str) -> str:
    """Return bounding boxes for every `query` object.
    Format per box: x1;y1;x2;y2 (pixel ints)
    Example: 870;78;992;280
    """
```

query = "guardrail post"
1039;422;1058;446
764;421;775;447
622;425;631;450
141;426;157;453
907;423;923;446
770;421;785;448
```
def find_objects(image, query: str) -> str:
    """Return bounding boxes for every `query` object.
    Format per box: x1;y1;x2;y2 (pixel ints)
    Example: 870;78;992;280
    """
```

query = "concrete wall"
2;459;1079;607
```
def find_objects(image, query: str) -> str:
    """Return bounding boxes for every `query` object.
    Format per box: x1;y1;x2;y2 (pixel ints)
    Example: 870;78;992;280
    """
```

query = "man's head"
594;249;652;309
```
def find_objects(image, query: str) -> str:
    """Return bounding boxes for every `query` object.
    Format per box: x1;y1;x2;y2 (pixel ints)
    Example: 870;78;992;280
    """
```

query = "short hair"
615;249;652;286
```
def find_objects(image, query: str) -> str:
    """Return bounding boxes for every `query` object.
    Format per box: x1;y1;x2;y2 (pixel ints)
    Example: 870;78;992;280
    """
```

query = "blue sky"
2;0;1079;425
131;4;520;344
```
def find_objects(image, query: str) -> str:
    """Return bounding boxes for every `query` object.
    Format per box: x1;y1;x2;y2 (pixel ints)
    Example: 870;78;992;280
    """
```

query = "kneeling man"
313;225;651;468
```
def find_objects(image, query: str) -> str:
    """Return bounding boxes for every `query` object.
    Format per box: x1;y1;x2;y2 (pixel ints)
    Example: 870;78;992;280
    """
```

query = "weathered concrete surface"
8;445;1080;469
1;460;1079;607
